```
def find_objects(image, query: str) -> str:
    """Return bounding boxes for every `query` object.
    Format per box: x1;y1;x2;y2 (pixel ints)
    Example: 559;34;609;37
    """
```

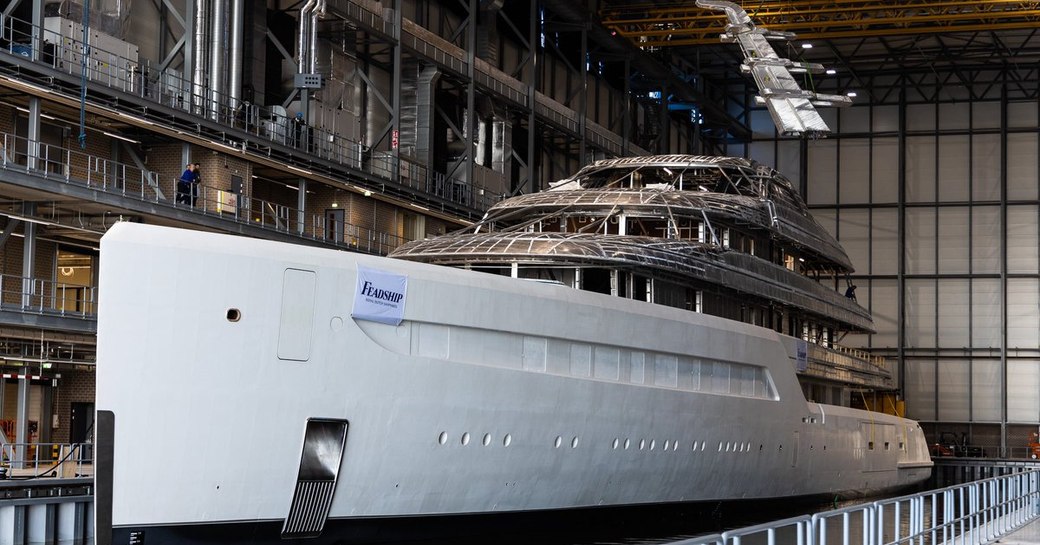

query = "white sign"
351;265;408;325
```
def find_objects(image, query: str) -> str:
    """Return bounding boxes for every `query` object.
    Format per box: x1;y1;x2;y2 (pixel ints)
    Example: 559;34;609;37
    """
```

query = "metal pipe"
298;0;317;72
209;0;227;120
308;0;325;73
228;0;245;111
192;0;208;115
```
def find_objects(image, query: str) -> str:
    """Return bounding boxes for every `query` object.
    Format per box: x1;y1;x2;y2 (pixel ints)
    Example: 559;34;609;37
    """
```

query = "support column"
15;367;29;468
21;201;36;310
30;0;43;62
27;97;41;171
526;0;538;194
578;24;588;166
391;0;402;182
297;178;307;235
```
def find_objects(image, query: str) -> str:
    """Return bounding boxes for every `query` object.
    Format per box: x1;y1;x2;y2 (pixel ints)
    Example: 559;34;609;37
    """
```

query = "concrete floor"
994;519;1040;545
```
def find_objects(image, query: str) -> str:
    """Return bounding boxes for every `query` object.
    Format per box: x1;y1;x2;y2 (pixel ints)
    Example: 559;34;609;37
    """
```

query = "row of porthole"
437;433;764;453
438;431;513;447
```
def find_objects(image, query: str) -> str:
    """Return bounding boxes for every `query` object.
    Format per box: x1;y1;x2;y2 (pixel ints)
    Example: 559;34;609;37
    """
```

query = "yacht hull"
95;224;931;543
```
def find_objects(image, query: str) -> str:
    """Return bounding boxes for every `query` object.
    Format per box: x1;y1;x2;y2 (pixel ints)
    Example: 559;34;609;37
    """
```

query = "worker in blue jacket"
177;163;194;204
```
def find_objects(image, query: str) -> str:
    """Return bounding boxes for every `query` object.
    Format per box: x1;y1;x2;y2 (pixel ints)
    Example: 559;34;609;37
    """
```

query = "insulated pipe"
308;0;325;73
209;0;227;120
297;0;317;72
192;0;209;115
228;0;245;110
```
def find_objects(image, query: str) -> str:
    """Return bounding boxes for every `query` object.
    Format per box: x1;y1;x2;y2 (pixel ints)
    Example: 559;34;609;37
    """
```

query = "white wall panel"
938;103;970;131
972;134;1002;202
1008;360;1040;423
1008;101;1038;129
937;207;969;273
1007;205;1039;274
807;140;837;205
971;206;1001;274
905;359;936;420
872;105;898;133
776;140;801;183
907;104;936;131
871;279;899;348
749;141;775;168
1007;133;1039;201
906;136;937;202
973;102;1001;129
813;209;837;240
1007;279;1040;349
938;135;970;202
972;279;1002;348
906;207;936;274
872;137;899;203
937;279;969;347
937;359;970;421
841;106;870;133
905;280;936;348
838;210;870;274
872;208;898;276
972;359;1001;422
839;139;871;204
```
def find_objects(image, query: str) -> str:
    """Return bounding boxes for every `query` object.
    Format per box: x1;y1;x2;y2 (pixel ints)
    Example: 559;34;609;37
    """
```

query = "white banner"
351;265;408;325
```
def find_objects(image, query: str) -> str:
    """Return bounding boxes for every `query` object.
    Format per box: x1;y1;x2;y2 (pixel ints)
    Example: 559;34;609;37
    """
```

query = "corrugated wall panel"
872;137;899;203
1007;360;1040;423
1007;205;1038;274
838;210;870;274
938;103;970;131
906;136;937;202
905;359;936;420
972;135;1002;202
1007;133;1038;201
1008;101;1038;129
972;359;1002;422
972;206;1002;274
937;207;970;274
807;140;837;205
871;279;899;348
907;104;936;131
1007;278;1040;349
905;279;937;348
872;209;898;276
937;279;969;347
841;106;870;133
938;136;970;202
906;207;937;275
839;139;870;204
971;279;1002;348
937;359;970;421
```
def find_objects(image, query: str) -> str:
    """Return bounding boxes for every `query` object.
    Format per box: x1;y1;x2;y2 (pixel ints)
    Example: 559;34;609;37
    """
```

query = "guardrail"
0;274;96;317
670;468;1040;545
0;131;411;255
0;13;502;212
1;442;93;478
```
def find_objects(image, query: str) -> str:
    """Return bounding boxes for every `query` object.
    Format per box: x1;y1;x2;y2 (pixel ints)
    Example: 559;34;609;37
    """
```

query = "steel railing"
0;442;94;477
0;13;503;213
0;131;411;255
0;274;96;316
671;468;1040;545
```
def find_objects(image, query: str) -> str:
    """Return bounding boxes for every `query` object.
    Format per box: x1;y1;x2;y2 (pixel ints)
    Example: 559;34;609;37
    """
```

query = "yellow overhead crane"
601;0;1040;47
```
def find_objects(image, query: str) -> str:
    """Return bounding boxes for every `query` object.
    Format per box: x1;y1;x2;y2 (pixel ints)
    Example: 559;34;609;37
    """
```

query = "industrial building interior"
0;0;1037;463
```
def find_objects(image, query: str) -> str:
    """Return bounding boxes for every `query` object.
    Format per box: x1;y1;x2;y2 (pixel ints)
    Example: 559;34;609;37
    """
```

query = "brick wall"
51;369;95;444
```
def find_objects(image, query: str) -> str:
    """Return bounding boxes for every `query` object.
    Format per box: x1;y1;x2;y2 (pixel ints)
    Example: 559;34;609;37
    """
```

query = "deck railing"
0;441;93;477
671;468;1040;545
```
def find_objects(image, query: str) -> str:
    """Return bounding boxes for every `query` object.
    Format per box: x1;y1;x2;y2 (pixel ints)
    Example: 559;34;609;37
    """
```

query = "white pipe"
308;0;325;73
209;0;227;119
191;0;208;115
228;0;245;109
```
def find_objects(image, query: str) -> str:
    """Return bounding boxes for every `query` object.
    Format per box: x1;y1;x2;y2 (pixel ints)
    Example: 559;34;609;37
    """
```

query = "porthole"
461;432;470;446
624;438;631;450
664;440;671;450
554;436;563;448
612;438;620;449
639;439;646;450
718;442;723;452
438;432;447;445
226;308;241;322
746;442;751;452
571;436;579;449
503;434;512;447
482;433;492;446
700;441;706;451
650;439;656;451
673;441;679;451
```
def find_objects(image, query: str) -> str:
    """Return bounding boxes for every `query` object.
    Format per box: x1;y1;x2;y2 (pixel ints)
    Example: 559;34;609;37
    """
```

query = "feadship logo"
351;265;408;325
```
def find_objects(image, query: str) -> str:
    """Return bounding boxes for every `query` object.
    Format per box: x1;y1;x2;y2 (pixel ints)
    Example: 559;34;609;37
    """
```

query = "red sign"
391;129;399;150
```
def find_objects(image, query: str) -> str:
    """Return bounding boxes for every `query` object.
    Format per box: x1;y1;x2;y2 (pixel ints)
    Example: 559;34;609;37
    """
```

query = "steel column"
526;0;538;194
297;178;307;235
999;77;1009;455
14;367;28;468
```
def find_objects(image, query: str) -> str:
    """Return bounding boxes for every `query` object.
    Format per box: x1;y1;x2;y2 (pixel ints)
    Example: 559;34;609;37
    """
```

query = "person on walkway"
177;163;194;204
191;162;202;206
